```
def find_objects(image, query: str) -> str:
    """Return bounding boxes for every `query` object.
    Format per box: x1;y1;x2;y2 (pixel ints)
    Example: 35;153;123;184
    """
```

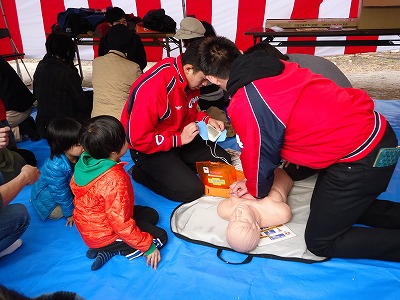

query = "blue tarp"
1;100;400;299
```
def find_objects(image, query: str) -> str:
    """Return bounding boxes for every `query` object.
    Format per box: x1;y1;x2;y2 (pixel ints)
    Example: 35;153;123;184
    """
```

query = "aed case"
196;161;245;198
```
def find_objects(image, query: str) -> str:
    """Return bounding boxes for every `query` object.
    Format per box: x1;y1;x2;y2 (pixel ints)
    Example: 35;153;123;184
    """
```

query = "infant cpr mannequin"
217;168;293;252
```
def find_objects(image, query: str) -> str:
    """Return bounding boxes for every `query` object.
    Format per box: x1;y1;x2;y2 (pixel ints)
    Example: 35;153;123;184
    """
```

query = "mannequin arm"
267;168;293;203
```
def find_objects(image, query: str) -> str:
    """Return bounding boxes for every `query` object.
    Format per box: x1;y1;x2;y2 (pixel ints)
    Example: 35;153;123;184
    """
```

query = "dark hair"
244;42;289;61
200;21;216;37
0;284;82;300
105;24;133;53
105;7;126;24
45;33;76;65
197;36;241;79
0;284;29;300
47;118;81;159
79;116;126;159
182;36;203;48
181;38;204;72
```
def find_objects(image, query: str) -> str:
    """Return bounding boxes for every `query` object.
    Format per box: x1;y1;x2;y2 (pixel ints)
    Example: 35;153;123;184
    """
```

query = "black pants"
130;135;232;202
93;206;167;256
305;123;400;261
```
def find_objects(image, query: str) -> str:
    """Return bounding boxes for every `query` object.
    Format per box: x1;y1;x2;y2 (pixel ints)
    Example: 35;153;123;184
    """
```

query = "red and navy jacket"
120;55;209;154
227;52;386;199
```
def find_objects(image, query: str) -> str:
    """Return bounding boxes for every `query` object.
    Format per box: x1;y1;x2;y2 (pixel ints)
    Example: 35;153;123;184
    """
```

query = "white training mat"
171;174;328;262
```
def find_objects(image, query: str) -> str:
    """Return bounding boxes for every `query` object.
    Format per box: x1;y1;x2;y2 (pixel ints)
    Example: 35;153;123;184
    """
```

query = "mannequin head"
225;203;260;252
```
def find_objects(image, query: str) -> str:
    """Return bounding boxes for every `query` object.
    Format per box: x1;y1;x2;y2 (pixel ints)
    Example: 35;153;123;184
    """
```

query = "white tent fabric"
2;0;400;61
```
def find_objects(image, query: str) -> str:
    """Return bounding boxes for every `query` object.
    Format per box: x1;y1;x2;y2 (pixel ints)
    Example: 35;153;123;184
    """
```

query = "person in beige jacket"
92;24;143;119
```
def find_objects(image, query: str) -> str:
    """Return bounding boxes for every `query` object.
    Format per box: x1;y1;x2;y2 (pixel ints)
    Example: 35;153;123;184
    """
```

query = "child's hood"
73;152;117;186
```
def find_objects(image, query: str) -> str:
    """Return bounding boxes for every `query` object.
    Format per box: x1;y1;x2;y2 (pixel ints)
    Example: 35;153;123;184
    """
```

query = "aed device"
196;161;245;198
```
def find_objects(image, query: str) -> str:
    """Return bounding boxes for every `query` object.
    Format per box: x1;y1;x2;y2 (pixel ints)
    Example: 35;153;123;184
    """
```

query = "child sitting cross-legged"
70;116;167;271
30;118;83;227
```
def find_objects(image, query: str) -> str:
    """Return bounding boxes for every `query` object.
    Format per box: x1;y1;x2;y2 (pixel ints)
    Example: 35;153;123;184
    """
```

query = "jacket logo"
188;96;199;108
175;106;182;110
155;135;164;145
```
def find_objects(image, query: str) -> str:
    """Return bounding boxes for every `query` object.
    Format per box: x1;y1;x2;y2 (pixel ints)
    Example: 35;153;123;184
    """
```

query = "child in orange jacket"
71;116;167;271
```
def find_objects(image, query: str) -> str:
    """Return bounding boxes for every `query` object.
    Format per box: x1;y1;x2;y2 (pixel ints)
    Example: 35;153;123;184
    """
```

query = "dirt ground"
12;49;400;100
326;50;400;100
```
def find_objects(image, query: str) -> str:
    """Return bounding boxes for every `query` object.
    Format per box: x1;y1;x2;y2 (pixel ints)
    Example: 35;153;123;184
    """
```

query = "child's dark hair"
79;116;126;159
105;7;126;24
47;118;81;159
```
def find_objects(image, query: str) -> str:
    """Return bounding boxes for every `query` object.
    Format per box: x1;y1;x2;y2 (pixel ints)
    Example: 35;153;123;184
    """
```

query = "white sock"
0;239;23;258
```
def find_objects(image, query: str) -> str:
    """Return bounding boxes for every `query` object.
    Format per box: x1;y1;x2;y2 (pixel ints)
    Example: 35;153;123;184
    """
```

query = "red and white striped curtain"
1;0;399;62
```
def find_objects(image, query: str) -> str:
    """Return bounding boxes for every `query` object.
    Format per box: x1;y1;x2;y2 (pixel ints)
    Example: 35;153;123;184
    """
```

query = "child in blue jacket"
30;118;83;226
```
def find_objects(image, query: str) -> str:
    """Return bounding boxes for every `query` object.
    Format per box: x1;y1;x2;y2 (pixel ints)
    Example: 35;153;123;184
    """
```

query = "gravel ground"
326;50;400;100
12;50;400;100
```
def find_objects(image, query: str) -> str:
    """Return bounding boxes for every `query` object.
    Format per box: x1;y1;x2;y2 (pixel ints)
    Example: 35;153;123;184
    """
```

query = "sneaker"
0;239;23;258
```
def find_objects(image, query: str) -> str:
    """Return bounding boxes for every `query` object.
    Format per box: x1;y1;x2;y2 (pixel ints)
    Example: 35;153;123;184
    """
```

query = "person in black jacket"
0;57;38;166
97;7;147;71
0;55;39;141
33;33;92;138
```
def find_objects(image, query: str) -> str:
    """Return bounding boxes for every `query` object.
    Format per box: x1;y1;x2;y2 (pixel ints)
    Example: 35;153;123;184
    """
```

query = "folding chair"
0;27;32;85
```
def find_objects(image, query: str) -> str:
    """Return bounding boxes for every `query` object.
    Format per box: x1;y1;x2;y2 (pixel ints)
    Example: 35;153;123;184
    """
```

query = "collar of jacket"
227;51;284;97
73;152;118;186
107;50;127;59
174;54;187;87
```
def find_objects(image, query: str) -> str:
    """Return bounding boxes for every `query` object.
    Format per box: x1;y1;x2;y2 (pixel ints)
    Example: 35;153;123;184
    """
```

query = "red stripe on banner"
346;36;379;54
40;0;65;34
136;0;162;62
88;0;111;10
349;0;361;18
88;0;112;58
287;0;323;55
235;0;266;52
0;2;10;54
345;0;377;54
291;0;322;18
186;0;212;22
0;0;24;59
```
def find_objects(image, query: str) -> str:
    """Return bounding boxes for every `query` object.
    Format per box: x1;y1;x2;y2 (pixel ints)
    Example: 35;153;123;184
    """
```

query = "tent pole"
0;0;21;77
0;0;31;83
181;0;186;18
0;0;10;28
